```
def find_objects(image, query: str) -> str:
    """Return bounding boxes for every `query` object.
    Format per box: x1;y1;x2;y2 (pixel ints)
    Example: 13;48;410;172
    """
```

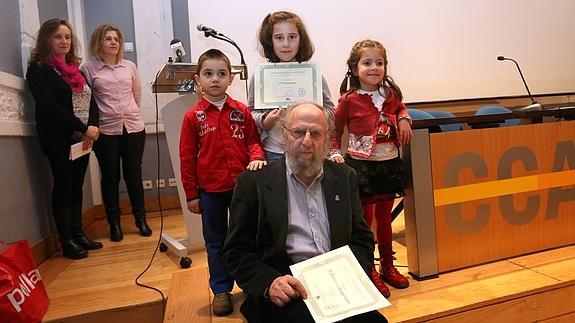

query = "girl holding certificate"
248;11;335;161
329;39;413;298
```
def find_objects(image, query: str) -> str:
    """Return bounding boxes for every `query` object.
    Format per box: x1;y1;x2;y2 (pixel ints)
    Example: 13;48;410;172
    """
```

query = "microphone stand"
202;31;248;81
498;56;542;111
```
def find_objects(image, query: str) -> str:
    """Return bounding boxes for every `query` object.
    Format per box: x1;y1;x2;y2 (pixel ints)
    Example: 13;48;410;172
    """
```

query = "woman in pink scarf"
26;19;102;259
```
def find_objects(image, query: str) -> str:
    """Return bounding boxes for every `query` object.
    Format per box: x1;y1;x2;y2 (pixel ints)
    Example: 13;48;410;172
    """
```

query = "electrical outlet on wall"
157;179;166;188
142;180;153;190
168;178;177;187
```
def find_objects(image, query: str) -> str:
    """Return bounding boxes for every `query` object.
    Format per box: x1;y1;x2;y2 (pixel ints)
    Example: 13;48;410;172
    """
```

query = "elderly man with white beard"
223;102;387;323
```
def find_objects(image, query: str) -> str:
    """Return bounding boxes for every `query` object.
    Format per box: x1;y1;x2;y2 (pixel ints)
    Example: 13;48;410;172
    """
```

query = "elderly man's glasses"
283;127;324;140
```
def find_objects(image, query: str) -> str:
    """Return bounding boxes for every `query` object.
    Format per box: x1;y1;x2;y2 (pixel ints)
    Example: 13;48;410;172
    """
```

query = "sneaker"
370;267;391;298
212;292;233;316
380;264;409;289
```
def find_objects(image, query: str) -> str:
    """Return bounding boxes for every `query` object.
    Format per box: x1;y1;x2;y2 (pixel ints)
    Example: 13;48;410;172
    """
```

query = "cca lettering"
443;141;575;235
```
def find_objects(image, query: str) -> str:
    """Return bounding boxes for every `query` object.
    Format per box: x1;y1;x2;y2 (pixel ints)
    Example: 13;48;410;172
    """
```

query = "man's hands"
268;275;308;307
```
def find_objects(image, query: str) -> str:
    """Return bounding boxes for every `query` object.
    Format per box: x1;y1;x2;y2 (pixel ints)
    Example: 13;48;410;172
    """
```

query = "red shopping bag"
0;240;49;323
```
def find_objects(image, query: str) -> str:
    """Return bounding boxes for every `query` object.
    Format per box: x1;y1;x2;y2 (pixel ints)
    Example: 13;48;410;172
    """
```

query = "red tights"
361;197;394;247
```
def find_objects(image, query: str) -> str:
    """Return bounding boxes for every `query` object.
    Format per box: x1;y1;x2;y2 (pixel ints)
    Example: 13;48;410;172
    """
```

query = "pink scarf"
48;53;86;93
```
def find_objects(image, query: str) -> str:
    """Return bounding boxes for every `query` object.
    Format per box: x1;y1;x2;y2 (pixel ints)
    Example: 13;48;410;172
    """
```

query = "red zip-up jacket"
179;96;265;200
331;89;410;158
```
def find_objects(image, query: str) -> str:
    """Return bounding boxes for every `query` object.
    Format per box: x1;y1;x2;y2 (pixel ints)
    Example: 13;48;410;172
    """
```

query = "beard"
287;141;330;179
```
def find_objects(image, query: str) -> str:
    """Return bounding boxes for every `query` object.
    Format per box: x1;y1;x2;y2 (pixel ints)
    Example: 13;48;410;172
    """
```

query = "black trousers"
48;153;89;211
47;152;90;238
94;128;146;221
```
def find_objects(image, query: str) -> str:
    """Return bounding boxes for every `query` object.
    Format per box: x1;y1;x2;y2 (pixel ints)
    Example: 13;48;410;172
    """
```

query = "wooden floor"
40;208;575;322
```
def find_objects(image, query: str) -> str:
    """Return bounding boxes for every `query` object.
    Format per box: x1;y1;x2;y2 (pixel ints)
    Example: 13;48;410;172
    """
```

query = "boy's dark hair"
196;49;231;74
257;11;314;63
339;39;403;101
29;18;81;66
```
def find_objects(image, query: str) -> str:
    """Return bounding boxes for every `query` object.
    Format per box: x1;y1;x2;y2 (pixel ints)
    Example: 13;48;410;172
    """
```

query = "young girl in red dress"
329;39;413;298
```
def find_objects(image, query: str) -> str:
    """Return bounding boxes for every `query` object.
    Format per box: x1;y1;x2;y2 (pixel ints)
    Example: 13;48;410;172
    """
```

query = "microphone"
497;56;542;111
197;24;219;36
196;24;248;80
170;39;186;63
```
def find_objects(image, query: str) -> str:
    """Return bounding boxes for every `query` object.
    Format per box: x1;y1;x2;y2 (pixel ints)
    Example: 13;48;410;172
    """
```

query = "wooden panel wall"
429;121;575;272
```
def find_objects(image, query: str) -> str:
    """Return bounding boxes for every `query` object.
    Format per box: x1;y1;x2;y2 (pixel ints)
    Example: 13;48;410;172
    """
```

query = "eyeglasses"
283;127;325;140
103;36;120;43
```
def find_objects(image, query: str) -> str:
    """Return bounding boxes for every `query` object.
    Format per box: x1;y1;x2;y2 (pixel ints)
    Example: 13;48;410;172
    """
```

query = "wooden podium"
403;108;575;278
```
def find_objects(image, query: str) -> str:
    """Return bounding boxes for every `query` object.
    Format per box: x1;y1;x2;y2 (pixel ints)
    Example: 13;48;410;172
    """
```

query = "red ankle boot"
370;266;390;298
379;250;409;289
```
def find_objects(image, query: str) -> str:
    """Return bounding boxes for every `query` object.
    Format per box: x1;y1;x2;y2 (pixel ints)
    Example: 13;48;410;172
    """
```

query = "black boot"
133;207;152;237
54;207;88;259
60;239;89;259
109;218;123;242
70;204;103;250
135;217;152;236
135;216;152;237
73;234;103;250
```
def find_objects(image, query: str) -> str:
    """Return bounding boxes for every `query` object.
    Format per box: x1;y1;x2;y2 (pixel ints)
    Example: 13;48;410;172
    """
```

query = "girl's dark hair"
196;49;231;75
339;39;402;100
257;11;314;63
29;19;81;66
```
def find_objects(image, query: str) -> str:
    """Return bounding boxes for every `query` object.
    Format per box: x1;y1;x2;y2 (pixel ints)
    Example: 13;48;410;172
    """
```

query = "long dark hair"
257;11;314;63
339;39;402;100
29;18;81;66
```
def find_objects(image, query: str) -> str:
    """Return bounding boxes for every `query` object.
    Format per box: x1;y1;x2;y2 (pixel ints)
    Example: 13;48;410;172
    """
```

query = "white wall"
187;0;575;103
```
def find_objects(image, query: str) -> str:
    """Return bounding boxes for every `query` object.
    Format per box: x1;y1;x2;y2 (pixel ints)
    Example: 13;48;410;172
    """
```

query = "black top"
26;62;99;157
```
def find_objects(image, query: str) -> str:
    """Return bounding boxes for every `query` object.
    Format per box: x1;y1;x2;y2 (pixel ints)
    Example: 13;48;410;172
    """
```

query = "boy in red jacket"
179;49;266;316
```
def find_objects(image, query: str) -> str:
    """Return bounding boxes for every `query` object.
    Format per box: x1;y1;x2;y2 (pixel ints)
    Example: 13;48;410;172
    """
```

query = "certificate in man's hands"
290;245;390;323
254;62;323;109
